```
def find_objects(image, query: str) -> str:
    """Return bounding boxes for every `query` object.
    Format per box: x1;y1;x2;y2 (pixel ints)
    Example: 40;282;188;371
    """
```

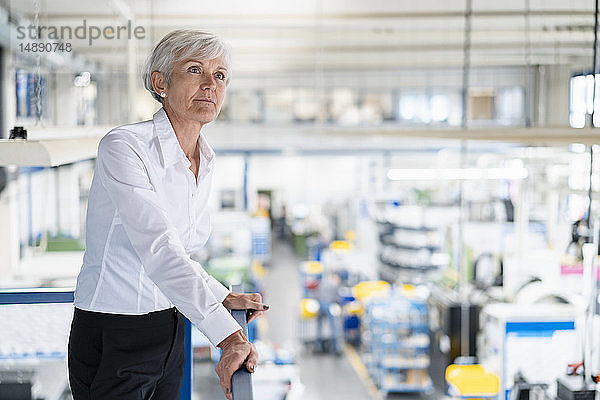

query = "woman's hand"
222;292;269;323
215;330;258;400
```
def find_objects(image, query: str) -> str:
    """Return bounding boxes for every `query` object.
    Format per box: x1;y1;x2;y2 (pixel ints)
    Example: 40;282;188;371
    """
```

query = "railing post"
179;318;193;400
177;286;254;400
230;284;254;400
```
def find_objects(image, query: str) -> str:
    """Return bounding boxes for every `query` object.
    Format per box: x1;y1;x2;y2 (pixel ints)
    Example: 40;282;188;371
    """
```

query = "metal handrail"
230;285;254;400
0;286;256;399
0;287;75;304
0;288;195;400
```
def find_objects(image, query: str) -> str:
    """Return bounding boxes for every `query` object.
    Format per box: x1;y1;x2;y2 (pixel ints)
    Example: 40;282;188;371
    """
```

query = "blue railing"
0;288;75;305
0;288;194;400
0;287;254;399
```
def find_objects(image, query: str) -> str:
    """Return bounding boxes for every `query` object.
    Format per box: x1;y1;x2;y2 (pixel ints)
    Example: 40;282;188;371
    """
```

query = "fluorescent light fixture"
387;167;528;181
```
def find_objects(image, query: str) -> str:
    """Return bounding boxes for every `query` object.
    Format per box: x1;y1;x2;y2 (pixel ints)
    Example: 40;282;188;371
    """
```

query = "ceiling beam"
28;10;598;20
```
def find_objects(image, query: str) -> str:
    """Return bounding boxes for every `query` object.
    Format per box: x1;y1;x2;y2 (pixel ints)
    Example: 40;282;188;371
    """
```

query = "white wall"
247;155;361;210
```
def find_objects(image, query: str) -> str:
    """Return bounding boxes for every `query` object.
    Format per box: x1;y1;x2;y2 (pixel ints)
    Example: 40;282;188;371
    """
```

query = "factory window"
495;87;525;125
398;91;462;126
430;94;450;122
264;89;295;124
329;88;359;125
398;93;430;124
293;88;321;122
224;90;264;123
15;70;48;121
569;73;600;128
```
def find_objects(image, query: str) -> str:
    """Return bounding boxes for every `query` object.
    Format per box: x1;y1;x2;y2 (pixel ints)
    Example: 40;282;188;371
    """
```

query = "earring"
160;92;166;97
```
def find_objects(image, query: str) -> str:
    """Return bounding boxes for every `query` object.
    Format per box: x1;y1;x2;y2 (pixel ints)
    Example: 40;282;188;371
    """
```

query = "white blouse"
74;107;240;346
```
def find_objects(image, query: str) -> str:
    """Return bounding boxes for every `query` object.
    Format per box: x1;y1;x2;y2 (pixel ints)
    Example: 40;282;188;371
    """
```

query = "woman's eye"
215;72;226;81
189;66;201;73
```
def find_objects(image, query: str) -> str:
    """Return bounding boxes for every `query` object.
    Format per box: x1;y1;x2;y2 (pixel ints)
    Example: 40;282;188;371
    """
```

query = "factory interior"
2;1;600;399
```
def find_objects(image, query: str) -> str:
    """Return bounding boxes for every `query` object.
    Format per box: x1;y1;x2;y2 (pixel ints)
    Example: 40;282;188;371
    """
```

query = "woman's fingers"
243;293;264;309
246;309;265;323
216;335;252;400
246;300;269;311
245;294;269;311
216;362;234;400
215;340;259;398
245;344;259;372
248;292;262;302
223;293;269;324
219;374;232;400
226;293;269;312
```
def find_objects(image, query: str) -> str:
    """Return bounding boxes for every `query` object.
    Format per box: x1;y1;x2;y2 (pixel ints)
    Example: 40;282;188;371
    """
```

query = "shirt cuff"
196;304;242;347
207;275;231;303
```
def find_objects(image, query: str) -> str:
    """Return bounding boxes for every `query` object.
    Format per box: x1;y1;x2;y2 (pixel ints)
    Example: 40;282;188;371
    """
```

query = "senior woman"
68;29;266;400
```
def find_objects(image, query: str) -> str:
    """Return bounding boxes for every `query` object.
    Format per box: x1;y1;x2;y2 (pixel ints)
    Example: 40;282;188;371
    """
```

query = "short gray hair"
142;29;231;103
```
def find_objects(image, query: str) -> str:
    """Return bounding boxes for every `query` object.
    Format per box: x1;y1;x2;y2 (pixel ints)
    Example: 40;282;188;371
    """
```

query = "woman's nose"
201;75;217;91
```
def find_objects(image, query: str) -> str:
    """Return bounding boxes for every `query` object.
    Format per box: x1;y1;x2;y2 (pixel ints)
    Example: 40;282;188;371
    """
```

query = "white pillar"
0;180;20;282
0;48;19;281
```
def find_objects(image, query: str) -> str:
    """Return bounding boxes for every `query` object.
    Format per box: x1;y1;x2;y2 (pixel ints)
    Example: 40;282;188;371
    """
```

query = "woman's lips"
195;98;214;104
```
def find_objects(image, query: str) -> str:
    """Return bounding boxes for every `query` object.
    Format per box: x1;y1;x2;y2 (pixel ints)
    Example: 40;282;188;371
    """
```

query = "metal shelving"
361;294;433;396
377;219;448;273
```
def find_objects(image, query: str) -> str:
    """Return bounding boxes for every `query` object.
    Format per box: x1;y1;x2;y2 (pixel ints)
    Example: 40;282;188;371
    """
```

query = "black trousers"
68;307;185;400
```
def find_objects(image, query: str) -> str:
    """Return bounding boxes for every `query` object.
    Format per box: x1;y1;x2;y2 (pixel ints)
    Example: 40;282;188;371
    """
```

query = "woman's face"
162;55;228;126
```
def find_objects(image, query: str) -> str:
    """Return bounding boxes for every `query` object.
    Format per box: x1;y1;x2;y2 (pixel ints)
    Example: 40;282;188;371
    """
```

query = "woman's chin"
182;110;217;125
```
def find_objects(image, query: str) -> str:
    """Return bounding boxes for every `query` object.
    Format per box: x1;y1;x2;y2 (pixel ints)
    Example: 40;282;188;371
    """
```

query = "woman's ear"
151;71;167;97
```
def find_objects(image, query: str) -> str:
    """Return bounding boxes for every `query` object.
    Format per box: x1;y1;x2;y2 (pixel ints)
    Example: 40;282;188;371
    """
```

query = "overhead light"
387;167;528;181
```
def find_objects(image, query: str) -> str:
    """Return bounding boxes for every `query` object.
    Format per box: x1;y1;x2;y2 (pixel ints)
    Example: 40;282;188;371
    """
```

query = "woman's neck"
163;105;203;160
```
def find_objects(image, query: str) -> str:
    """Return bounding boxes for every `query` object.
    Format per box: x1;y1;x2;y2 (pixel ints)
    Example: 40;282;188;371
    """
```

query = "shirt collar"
153;107;216;170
